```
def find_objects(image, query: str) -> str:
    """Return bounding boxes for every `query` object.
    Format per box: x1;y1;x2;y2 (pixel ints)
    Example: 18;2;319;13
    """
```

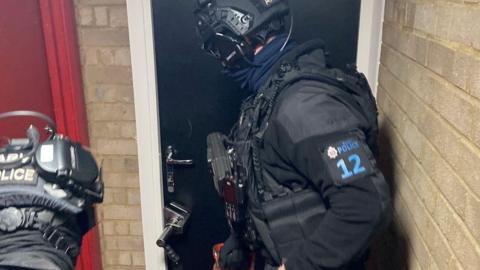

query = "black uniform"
0;121;103;270
229;41;391;270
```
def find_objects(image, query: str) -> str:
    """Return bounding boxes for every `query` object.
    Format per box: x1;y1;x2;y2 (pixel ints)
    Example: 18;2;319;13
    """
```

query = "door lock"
166;146;194;193
156;202;191;266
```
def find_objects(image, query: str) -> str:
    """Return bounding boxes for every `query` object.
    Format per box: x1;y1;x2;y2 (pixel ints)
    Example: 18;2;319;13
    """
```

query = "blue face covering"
225;35;297;92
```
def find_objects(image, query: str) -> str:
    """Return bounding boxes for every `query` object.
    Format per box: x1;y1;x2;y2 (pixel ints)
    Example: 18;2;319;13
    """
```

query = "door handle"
165;146;194;193
166;146;193;165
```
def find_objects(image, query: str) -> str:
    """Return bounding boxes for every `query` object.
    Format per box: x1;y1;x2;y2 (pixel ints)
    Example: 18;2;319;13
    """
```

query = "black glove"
219;233;249;270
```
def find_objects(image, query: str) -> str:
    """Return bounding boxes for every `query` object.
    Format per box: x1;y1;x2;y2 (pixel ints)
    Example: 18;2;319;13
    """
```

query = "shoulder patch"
321;136;374;186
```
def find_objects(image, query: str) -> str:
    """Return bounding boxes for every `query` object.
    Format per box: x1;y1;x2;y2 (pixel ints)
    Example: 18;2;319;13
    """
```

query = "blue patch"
322;136;374;186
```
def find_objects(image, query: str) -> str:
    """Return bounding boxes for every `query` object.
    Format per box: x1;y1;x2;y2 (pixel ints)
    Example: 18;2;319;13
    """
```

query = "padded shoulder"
273;81;362;143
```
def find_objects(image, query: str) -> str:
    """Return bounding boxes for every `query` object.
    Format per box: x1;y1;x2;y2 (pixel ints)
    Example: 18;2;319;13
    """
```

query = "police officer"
196;1;391;270
0;111;103;270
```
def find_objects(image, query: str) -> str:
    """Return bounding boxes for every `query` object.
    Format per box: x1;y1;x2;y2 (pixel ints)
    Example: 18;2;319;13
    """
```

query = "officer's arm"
269;90;391;270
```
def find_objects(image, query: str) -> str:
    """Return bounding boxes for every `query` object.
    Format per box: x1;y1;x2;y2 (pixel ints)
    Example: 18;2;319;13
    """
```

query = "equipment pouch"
262;189;326;259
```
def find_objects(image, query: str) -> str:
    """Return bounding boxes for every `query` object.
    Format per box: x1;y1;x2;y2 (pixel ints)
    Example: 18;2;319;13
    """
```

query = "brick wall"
372;0;480;269
74;0;145;269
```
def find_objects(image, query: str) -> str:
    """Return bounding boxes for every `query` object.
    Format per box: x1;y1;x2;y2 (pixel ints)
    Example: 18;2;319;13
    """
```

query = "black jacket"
236;42;391;270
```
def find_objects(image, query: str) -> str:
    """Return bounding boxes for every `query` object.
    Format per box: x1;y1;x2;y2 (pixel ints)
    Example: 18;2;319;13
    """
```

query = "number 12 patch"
322;137;374;186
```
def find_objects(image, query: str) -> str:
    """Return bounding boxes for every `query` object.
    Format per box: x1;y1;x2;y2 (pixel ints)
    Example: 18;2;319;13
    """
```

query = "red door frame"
39;1;102;269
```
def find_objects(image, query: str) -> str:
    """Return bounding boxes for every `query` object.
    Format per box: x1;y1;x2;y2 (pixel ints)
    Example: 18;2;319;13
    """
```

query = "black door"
152;1;360;269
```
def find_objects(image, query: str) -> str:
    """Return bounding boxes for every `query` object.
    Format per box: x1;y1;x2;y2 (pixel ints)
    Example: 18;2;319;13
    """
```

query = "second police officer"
196;1;392;269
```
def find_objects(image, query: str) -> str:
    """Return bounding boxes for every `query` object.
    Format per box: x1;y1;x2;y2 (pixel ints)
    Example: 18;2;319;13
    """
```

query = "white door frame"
126;1;385;269
126;0;166;269
357;0;385;95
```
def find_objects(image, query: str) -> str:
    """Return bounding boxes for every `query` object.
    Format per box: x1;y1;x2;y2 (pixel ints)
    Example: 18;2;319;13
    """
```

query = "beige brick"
383;0;395;23
404;1;415;29
449;51;472;91
394;200;432;270
382;89;469;219
105;236;144;251
94;6;108;26
96;138;137;155
473;108;480;148
400;120;424;159
103;221;130;235
109;6;128;27
379;5;480;268
120;122;136;138
423;217;462;270
435;5;455;40
81;48;98;65
391;0;407;26
432;83;475;139
90;122;122;139
85;84;134;104
132;251;145;266
465;194;480;242
103;205;142;220
78;6;94;26
383;46;476;141
88;103;135;121
418;111;480;198
426;41;454;79
418;143;468;218
127;189;141;205
129;221;143;236
104;187;128;204
103;251;131;265
412;2;437;35
103;173;140;188
80;28;129;47
85;66;132;84
433;196;480;270
102;157;138;173
448;7;478;50
114;48;131;66
76;0;126;5
89;121;136;139
468;58;480;100
98;48;115;65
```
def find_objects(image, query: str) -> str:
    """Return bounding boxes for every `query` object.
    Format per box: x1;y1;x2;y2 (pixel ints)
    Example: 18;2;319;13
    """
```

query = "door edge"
126;0;166;269
357;0;385;97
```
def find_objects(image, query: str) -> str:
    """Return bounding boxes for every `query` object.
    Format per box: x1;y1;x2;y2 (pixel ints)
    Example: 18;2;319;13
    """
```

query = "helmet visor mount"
202;31;253;68
196;5;254;68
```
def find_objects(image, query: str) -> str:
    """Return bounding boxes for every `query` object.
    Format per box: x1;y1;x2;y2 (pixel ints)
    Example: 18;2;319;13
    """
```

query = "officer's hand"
278;265;286;270
218;234;248;270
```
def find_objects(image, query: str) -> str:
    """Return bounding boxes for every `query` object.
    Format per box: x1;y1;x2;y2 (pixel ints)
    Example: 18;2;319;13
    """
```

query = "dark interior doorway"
152;1;360;269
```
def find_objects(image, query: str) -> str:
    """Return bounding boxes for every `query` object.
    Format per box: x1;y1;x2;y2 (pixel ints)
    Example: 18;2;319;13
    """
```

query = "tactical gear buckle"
0;207;23;232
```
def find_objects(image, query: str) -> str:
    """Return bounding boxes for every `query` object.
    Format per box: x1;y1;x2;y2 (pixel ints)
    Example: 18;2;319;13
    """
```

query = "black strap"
0;208;80;258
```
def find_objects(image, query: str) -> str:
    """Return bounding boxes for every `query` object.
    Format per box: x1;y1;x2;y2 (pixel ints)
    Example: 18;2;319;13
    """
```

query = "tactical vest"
0;137;102;216
0;112;103;266
229;40;380;264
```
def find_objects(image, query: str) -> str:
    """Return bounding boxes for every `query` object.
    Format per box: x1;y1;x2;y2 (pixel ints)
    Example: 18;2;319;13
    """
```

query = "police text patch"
322;137;374;186
0;167;38;186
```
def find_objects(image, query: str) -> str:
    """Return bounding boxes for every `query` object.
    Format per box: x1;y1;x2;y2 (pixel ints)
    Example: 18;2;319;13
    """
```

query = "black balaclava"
224;34;297;92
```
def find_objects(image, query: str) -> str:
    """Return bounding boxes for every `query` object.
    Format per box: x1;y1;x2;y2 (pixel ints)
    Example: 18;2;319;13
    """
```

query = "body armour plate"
0;140;102;215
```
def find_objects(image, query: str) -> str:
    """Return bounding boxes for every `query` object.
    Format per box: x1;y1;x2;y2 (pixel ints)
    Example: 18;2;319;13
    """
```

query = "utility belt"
0;207;80;258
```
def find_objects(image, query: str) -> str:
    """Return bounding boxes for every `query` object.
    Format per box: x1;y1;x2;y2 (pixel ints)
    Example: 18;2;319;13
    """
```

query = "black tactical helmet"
195;0;289;68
